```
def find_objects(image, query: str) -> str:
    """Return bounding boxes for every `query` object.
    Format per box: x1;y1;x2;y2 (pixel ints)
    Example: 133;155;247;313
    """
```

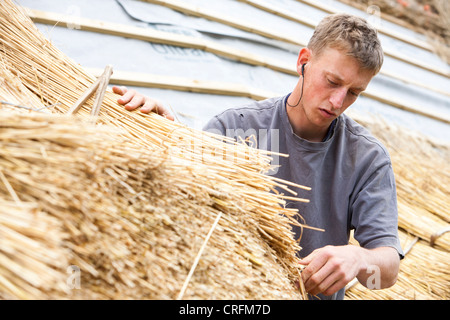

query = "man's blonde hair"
308;13;384;75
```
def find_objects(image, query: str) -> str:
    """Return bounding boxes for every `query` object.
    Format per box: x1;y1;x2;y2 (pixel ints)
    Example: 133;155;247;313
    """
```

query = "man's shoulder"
218;96;282;120
339;113;391;161
203;95;285;133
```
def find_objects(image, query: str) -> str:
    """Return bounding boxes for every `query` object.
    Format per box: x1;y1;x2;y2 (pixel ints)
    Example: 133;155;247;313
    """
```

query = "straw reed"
345;229;450;300
0;0;311;299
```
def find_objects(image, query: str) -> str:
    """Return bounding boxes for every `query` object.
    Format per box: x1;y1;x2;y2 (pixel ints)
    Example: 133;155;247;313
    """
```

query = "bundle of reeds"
345;229;450;300
0;66;46;113
0;0;312;299
0;200;69;299
0;110;306;299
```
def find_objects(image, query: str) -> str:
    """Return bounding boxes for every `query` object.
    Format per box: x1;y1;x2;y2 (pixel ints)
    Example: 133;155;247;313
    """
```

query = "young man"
113;13;404;300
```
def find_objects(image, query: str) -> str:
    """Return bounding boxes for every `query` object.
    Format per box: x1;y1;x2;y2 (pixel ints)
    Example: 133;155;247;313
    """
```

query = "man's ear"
297;47;311;75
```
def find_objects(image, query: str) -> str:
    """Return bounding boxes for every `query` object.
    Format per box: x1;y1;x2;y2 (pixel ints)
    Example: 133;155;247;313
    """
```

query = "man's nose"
329;88;347;109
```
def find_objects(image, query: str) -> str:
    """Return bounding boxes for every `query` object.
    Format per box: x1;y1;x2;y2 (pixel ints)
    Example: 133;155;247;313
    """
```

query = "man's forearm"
356;246;400;289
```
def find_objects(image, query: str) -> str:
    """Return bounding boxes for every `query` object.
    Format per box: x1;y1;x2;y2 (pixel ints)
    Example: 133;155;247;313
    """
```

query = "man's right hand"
112;86;174;121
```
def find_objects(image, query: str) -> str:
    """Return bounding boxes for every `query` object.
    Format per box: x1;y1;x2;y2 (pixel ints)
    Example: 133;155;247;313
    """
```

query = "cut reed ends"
0;110;309;299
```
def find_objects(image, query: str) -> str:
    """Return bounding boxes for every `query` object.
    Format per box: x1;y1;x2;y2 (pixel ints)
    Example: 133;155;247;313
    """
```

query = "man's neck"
286;104;330;142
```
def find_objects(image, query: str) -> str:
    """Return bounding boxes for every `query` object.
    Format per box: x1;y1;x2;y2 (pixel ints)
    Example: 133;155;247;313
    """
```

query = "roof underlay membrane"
16;0;450;143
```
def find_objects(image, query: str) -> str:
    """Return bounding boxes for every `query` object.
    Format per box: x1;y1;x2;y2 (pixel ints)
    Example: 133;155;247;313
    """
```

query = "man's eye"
327;79;337;86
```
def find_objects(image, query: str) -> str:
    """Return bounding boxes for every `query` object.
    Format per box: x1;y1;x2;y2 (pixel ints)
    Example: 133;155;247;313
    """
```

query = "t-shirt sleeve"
350;162;404;259
203;115;227;136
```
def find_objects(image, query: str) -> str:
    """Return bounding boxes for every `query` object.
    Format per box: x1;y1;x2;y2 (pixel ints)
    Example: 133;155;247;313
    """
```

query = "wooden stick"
86;67;450;125
430;226;450;248
86;68;279;101
403;236;419;255
90;64;113;119
66;76;101;115
142;0;302;46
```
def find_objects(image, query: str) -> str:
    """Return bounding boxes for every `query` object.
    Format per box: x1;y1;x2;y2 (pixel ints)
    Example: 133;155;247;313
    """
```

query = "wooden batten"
87;68;279;101
25;8;296;76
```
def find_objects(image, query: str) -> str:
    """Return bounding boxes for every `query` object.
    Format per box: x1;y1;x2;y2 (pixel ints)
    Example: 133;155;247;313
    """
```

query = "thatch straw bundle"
0;66;46;112
346;229;450;300
0;0;311;299
0;200;70;299
0;110;306;300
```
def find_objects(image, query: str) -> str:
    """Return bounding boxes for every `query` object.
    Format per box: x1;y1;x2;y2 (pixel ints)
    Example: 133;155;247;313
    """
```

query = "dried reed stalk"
0;201;69;299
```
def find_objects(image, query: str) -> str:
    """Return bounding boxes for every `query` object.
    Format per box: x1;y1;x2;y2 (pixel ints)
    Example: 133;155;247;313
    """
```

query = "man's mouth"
319;108;336;118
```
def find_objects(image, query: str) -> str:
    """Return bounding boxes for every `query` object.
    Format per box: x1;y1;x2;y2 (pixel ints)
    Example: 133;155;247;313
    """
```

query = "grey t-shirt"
203;94;404;300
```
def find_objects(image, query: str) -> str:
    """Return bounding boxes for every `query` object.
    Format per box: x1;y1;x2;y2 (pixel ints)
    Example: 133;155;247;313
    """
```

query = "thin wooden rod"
67;77;101;115
177;211;223;300
87;68;279;101
142;0;301;46
90;64;113;119
25;8;295;76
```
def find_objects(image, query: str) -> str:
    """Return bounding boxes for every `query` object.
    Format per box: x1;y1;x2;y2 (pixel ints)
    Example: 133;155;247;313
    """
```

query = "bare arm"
299;245;399;297
112;86;174;121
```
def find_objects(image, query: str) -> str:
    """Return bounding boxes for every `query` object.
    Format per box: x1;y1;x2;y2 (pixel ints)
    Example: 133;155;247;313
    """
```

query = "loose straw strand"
0;170;22;205
177;211;223;300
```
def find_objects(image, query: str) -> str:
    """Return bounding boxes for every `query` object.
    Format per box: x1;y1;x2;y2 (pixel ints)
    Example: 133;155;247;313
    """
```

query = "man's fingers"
112;86;175;121
112;86;130;105
299;249;325;282
112;85;127;95
140;99;157;114
141;100;174;121
303;259;336;295
300;246;359;296
321;277;347;296
124;92;145;110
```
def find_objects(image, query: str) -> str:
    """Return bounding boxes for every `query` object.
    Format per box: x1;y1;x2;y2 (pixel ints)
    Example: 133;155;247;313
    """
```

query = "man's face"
299;47;374;130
